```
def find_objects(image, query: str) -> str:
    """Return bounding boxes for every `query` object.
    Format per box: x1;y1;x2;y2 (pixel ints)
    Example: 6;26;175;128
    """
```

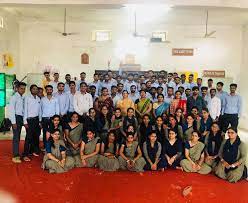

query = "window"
152;31;167;42
92;30;111;41
0;17;3;28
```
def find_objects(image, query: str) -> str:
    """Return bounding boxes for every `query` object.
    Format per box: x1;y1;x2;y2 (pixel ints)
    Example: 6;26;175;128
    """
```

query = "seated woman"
214;127;247;183
79;129;101;168
182;114;197;142
42;129;74;173
64;112;83;167
84;108;97;134
167;115;183;140
154;116;167;145
153;94;170;118
175;107;186;126
94;87;114;113
163;129;183;169
138;114;154;146
180;131;211;174
116;90;135;117
169;91;187;115
98;131;120;171
96;105;111;141
143;132;166;171
199;108;213;141
204;122;224;168
118;132;146;172
109;108;123;144
46;115;64;141
121;108;138;141
135;90;153;123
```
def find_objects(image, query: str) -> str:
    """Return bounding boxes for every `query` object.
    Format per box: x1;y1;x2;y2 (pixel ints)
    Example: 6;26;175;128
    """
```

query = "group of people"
9;69;247;183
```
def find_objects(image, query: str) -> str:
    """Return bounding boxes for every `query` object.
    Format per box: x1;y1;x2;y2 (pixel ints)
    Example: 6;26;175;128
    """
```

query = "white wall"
18;21;243;82
0;10;20;76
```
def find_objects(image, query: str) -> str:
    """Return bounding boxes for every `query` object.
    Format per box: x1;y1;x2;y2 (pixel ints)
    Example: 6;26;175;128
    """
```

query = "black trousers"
23;117;40;156
222;113;239;132
41;117;51;147
12;115;23;157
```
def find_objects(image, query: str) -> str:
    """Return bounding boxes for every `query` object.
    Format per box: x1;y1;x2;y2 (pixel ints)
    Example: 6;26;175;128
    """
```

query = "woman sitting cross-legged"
79;129;101;168
180;131;212;174
64;112;83;167
98;131;120;172
42;129;75;173
214;127;247;183
143;132;166;171
118;132;146;172
204;122;224;168
163;129;183;170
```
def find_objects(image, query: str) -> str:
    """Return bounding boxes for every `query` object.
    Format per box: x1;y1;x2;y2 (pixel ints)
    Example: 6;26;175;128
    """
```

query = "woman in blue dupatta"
215;127;247;183
153;94;170;118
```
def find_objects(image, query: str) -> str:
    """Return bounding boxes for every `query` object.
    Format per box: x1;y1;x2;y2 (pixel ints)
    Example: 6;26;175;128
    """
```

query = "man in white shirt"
74;82;93;122
67;81;78;118
124;73;137;93
208;88;221;121
76;72;87;90
49;72;60;93
166;73;176;89
111;85;120;107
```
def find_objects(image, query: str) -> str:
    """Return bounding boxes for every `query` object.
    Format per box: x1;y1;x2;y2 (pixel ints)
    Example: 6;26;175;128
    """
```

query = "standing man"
40;85;59;148
187;86;206;115
76;72;87;90
9;82;26;163
67;81;77;119
188;74;197;90
49;72;60;93
164;87;174;104
111;85;120;107
23;84;41;161
89;73;101;96
207;88;221;121
180;74;190;90
201;86;210;106
129;85;139;103
74;82;93;122
124;73;137;93
101;74;113;94
221;83;242;132
64;74;71;92
166;73;176;89
54;82;69;124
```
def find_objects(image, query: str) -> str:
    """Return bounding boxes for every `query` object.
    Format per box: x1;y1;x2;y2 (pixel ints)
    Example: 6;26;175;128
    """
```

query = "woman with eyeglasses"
215;127;247;183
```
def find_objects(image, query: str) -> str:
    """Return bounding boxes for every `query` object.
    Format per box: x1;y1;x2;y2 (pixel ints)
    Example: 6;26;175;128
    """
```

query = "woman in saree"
175;107;186;126
121;108;138;141
143;132;166;171
153;94;170;118
116;90;135;117
135;90;152;122
94;87;114;113
46;115;64;141
64;112;83;167
215;127;247;183
163;129;183;169
80;129;101;168
204;122;224;168
118;132;146;172
42;129;75;173
182;114;198;142
169;91;187;115
199;108;213;141
180;131;211;174
84;108;97;134
98;131;120;171
109;108;123;144
96;105;111;141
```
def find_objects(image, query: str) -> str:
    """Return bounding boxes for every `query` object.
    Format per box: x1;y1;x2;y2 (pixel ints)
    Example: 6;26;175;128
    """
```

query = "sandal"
23;156;31;162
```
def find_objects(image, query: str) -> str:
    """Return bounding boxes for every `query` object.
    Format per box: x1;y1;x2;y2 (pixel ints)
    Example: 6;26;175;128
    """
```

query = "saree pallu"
154;102;170;117
137;98;151;116
67;124;83;156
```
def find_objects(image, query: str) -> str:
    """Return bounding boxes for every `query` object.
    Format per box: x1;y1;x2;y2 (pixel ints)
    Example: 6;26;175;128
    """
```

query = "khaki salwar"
118;141;146;172
180;142;211;174
98;143;120;171
42;140;74;173
214;140;247;183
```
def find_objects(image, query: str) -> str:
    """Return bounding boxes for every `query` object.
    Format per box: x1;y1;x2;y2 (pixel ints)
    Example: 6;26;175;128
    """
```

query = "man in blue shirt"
23;84;41;160
9;82;26;163
40;85;60;148
221;83;242;132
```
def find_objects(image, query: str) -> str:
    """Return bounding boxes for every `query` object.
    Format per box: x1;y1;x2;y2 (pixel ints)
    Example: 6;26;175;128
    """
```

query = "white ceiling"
1;4;248;25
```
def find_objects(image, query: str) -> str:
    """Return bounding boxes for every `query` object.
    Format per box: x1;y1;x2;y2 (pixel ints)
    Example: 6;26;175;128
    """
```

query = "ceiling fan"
57;8;79;37
185;10;216;38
